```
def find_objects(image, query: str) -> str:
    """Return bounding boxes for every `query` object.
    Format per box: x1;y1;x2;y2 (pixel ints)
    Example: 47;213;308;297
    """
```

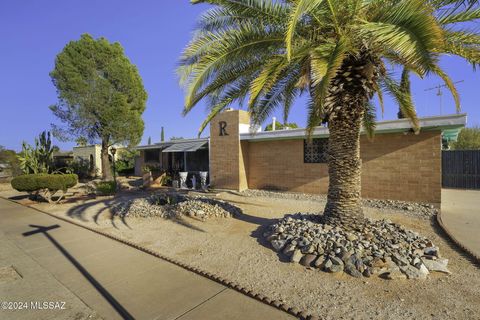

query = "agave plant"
178;0;480;229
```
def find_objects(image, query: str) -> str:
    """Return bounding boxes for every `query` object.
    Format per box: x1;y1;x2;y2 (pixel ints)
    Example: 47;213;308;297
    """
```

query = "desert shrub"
95;181;117;195
11;174;78;203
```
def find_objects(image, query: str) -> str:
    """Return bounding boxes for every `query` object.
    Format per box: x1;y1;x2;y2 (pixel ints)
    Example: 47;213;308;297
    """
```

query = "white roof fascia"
240;114;466;141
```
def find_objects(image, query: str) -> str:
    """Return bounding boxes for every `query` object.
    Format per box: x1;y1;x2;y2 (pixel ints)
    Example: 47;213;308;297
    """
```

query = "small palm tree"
178;0;480;229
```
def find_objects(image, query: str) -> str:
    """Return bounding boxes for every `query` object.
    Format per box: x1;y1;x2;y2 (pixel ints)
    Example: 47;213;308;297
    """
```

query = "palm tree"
178;0;480;229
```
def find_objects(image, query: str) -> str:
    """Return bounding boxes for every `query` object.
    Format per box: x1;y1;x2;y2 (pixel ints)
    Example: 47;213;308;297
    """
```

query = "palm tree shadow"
66;197;132;230
65;191;211;233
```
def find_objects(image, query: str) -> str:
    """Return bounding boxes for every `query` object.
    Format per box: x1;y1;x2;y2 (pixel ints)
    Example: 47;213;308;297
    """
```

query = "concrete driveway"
441;189;480;258
0;198;293;320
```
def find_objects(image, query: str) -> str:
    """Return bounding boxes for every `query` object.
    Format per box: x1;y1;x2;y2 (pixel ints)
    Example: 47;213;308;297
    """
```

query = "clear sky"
0;0;479;151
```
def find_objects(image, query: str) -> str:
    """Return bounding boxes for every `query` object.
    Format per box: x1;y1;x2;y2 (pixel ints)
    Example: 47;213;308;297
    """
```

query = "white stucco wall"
73;145;102;176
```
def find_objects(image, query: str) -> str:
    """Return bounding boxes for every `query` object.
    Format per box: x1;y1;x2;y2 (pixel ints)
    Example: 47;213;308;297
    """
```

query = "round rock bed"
264;214;450;280
111;193;241;221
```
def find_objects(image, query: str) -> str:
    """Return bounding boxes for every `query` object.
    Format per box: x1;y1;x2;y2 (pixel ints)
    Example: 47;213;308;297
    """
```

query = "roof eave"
240;113;467;142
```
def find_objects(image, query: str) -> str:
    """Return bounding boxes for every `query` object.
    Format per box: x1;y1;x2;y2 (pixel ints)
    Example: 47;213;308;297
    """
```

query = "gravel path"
239;189;437;219
27;190;480;320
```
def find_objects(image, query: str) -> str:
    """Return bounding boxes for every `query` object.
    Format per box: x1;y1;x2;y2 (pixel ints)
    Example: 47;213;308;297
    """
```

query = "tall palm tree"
178;0;480;229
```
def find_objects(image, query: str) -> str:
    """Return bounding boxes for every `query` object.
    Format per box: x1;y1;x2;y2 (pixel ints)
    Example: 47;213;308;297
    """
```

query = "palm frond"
306;38;347;136
438;6;480;24
363;103;377;140
249;56;288;107
431;65;461;111
286;0;325;60
381;74;419;132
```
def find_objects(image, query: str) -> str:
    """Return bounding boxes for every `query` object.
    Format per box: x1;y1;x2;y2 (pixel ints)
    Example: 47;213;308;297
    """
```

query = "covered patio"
134;138;209;188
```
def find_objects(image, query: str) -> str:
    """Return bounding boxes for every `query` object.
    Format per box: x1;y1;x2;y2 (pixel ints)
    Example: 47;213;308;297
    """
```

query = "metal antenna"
424;80;464;115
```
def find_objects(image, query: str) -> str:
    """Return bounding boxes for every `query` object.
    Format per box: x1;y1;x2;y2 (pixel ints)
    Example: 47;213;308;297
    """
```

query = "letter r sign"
219;121;228;136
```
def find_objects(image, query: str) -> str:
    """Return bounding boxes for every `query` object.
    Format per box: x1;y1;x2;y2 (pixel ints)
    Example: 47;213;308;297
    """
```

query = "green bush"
96;181;117;195
11;174;78;204
11;174;78;192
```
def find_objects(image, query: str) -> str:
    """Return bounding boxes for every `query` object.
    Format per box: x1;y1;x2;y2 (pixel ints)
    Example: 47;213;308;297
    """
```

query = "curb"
436;210;480;266
1;196;320;320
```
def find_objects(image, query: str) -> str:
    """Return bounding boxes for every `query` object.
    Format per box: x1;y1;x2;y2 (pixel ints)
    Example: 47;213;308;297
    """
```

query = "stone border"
436;210;480;266
1;196;319;320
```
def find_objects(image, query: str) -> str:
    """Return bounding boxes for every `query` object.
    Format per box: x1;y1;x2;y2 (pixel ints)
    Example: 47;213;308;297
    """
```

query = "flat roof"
240;113;467;142
136;138;209;150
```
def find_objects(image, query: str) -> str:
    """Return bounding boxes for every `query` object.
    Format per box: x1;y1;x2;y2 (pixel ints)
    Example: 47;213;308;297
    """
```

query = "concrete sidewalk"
0;198;293;320
0;230;100;320
441;189;480;259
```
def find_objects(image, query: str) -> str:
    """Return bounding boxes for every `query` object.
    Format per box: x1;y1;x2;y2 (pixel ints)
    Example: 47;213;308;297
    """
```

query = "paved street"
0;198;293;320
441;189;480;258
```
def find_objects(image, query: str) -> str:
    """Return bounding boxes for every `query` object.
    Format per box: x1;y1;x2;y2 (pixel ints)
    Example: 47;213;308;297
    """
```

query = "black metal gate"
442;150;480;189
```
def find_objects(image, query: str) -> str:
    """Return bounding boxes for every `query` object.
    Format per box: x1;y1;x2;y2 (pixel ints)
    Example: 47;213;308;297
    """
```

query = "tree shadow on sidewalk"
23;224;134;320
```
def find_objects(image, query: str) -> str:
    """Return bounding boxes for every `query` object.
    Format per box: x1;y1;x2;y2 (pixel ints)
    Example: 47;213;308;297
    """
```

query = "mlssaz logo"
219;121;228;136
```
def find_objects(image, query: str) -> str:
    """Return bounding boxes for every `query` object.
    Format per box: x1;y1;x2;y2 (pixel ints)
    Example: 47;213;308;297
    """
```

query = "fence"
442;150;480;189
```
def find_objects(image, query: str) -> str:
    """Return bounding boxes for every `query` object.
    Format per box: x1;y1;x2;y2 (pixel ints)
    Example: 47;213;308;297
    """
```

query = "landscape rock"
264;212;448;280
422;258;451;274
345;263;363;278
400;265;427;280
424;247;441;257
314;256;325;268
383;269;407;280
300;254;317;267
324;259;344;273
111;193;241;220
291;249;303;263
271;240;286;252
283;244;296;256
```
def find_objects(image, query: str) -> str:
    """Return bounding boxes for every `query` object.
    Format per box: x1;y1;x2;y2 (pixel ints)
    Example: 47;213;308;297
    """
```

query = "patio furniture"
179;172;188;189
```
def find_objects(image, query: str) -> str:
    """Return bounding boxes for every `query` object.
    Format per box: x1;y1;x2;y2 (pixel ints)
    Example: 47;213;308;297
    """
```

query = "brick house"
135;110;466;205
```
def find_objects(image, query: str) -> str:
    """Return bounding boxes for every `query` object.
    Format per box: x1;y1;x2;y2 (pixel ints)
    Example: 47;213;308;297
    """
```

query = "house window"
304;138;328;163
144;149;160;162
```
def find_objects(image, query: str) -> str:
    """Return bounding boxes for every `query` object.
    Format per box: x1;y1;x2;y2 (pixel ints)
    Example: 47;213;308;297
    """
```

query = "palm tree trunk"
321;55;379;229
101;139;113;181
323;108;364;229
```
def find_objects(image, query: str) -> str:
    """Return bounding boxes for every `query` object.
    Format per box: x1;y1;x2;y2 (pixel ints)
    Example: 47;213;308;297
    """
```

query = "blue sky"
0;0;479;151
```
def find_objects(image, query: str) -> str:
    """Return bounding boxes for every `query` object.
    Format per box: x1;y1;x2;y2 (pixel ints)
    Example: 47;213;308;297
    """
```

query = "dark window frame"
144;149;161;163
304;138;328;163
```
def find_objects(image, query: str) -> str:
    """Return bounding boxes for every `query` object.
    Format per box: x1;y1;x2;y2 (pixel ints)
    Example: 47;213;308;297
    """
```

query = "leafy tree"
0;146;21;176
114;147;139;175
450;126;480;149
161;127;165;142
178;0;480;229
148;136;152;145
265;121;299;131
75;137;88;147
50;34;147;180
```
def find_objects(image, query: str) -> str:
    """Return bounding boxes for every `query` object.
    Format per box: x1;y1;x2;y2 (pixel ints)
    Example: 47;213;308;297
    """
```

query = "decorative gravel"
264;213;450;280
240;189;437;219
111;193;241;220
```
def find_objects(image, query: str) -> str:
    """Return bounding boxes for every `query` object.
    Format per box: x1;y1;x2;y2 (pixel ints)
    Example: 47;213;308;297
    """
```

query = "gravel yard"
13;189;480;320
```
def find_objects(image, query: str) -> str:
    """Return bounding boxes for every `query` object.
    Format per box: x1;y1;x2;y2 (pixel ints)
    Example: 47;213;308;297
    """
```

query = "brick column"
209;110;250;190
